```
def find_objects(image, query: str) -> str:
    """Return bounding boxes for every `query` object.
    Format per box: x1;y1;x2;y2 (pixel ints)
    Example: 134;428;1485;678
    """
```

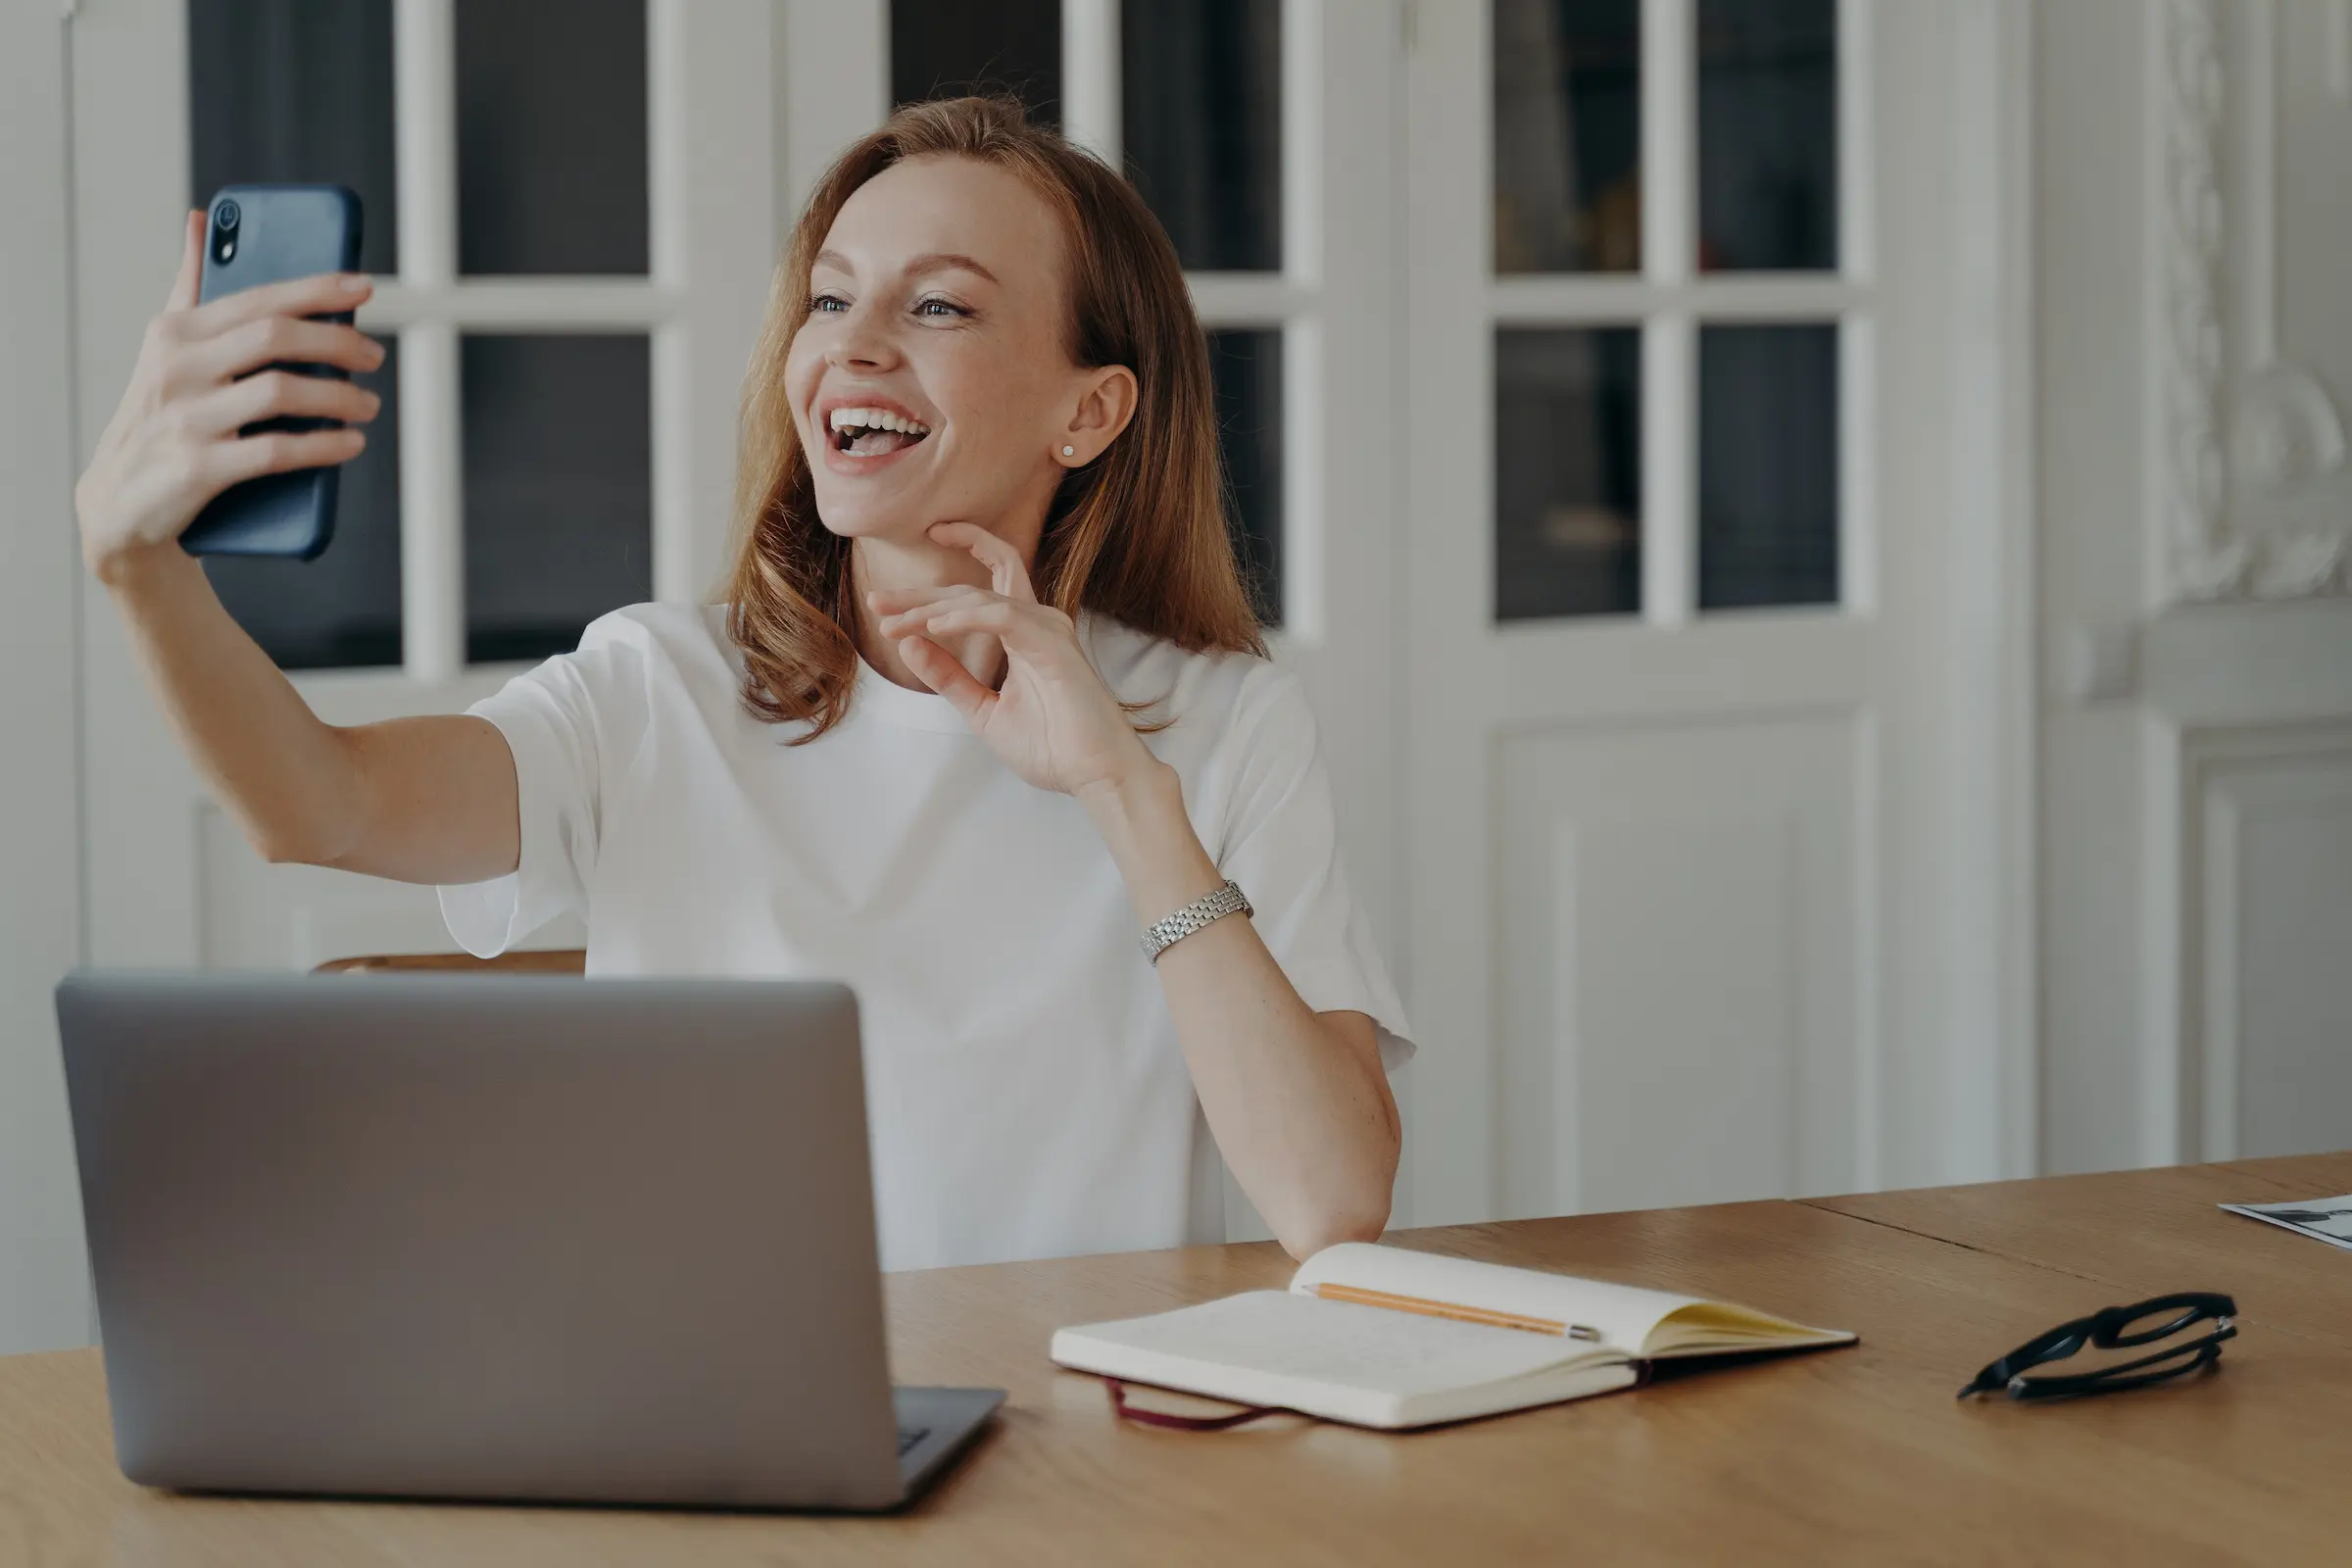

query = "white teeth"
826;406;930;436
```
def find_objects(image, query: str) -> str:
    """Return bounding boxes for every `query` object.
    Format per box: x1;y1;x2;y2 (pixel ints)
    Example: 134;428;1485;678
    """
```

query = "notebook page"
1053;1290;1609;1400
1292;1243;1711;1355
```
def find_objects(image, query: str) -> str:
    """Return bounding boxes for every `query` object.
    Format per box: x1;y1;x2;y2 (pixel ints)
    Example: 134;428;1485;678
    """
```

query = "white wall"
0;6;93;1353
2036;0;2352;1174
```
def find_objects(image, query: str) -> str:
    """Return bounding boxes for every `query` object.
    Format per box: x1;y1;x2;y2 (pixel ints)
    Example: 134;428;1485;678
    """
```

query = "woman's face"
786;155;1123;548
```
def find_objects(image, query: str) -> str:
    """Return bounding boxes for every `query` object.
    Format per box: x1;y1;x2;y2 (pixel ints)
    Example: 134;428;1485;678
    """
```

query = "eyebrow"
811;249;1000;286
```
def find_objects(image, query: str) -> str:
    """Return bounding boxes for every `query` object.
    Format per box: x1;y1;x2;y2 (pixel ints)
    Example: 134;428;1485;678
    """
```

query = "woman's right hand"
75;211;385;583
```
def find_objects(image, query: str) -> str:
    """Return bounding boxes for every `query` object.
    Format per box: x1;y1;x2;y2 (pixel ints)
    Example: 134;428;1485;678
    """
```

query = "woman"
74;97;1410;1271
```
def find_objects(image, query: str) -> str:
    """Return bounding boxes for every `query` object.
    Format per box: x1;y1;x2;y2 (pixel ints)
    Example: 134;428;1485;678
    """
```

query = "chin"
808;484;935;545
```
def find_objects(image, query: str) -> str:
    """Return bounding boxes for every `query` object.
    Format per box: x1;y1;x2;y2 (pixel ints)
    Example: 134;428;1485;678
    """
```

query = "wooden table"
6;1152;2350;1565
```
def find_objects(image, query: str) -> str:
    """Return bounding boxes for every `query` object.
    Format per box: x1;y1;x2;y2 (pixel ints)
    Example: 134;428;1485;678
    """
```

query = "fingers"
865;583;975;616
186;370;383;440
875;588;1003;636
876;586;1073;647
927;520;1037;604
181;270;372;340
873;590;991;640
167;212;204;312
899;599;1022;642
897;635;998;726
205;426;368;488
186;317;386;388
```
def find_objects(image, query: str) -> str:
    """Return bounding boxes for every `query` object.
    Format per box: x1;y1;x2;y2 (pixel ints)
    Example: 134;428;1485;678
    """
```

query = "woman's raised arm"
873;524;1400;1259
76;215;519;887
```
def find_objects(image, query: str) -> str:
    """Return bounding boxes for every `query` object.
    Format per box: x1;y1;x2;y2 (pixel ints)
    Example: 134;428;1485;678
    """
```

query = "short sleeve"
1212;671;1416;1072
437;614;646;957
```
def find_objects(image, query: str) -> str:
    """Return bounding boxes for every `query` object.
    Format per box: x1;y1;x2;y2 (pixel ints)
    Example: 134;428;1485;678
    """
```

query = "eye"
913;295;971;320
808;291;850;314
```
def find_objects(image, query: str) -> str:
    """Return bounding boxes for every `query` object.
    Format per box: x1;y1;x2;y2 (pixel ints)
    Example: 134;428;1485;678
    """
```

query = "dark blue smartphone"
181;184;365;560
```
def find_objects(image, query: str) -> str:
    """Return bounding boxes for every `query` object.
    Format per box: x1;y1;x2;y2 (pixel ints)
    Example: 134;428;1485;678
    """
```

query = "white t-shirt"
438;603;1413;1273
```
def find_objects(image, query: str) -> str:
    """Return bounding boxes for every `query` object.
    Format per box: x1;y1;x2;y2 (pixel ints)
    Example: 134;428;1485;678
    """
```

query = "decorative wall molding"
2153;0;2238;597
2234;364;2346;494
2151;0;2351;603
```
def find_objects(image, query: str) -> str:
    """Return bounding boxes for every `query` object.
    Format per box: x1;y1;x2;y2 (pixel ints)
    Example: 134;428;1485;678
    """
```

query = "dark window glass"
1696;0;1837;271
1493;0;1642;273
1206;329;1283;626
456;0;649;274
1123;0;1281;271
462;335;651;662
890;0;1061;126
1495;327;1642;619
204;344;403;668
1697;323;1838;610
188;0;399;275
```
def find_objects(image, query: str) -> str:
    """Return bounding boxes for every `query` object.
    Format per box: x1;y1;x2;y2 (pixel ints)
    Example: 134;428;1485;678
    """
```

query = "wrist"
1074;755;1182;825
91;538;199;595
1076;760;1224;922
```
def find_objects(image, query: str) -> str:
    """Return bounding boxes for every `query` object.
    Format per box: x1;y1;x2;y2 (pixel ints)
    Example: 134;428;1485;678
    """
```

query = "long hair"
722;95;1265;740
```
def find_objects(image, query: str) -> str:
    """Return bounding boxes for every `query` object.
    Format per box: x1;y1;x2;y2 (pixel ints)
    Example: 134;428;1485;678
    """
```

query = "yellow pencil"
1311;1283;1603;1342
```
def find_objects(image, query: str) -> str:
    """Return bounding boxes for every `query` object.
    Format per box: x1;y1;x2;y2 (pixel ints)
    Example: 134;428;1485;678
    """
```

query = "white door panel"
1494;710;1860;1217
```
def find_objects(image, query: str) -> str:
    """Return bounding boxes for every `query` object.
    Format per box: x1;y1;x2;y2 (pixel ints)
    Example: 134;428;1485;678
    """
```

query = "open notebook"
1051;1243;1855;1430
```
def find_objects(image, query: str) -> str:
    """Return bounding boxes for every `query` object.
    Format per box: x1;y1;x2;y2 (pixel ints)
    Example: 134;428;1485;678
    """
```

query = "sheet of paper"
2220;1193;2352;1251
1060;1290;1597;1398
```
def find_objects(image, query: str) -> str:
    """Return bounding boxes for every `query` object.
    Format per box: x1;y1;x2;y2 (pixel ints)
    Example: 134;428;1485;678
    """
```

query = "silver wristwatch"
1140;879;1253;964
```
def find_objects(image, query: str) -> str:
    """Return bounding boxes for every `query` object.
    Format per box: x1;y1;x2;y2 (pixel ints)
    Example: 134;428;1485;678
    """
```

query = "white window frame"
1486;0;1876;628
1059;0;1327;640
366;0;747;684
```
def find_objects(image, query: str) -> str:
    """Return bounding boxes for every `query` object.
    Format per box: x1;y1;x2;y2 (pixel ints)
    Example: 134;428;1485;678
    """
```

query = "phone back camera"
213;200;240;264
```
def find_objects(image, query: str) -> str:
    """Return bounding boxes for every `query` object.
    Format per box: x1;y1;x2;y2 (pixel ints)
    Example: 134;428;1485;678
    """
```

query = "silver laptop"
55;972;1002;1511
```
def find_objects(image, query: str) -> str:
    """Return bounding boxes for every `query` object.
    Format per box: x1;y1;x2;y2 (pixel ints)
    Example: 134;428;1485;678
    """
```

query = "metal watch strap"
1140;879;1252;964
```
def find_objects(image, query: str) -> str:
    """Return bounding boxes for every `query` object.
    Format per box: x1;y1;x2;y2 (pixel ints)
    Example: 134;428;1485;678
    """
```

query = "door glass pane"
1493;0;1642;274
1696;0;1837;271
890;0;1062;126
463;336;651;662
1495;328;1642;619
204;344;403;669
456;0;648;274
188;0;398;275
1207;330;1283;626
1697;324;1837;610
1123;0;1281;271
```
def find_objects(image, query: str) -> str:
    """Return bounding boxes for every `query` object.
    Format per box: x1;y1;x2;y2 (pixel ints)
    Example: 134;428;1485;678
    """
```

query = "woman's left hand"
869;522;1157;798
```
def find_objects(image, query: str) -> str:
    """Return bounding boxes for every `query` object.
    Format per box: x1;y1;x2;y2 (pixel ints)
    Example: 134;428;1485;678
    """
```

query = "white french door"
1402;0;2035;1223
70;0;776;973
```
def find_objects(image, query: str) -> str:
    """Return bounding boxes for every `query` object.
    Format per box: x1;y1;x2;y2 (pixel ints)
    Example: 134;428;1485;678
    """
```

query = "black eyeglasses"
1958;1293;2237;1401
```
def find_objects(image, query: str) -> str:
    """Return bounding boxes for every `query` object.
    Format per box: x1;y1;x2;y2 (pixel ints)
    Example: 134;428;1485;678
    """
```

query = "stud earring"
1061;445;1076;458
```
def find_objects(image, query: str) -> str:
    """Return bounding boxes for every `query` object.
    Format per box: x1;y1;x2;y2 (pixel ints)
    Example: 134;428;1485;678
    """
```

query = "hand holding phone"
74;193;382;580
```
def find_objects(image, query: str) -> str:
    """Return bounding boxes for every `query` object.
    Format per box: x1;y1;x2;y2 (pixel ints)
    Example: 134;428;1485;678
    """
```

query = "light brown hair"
722;95;1264;740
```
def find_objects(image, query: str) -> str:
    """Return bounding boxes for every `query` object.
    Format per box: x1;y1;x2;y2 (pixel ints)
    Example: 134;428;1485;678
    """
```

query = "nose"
824;307;900;373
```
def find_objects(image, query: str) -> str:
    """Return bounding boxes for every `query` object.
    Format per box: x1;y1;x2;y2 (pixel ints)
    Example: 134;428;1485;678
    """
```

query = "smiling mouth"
827;406;932;458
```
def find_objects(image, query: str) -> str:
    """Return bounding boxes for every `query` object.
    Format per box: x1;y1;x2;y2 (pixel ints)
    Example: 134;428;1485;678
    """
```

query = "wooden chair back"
313;950;587;975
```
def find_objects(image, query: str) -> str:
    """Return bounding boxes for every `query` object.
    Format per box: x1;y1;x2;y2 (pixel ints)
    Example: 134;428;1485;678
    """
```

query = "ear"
1056;365;1139;466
